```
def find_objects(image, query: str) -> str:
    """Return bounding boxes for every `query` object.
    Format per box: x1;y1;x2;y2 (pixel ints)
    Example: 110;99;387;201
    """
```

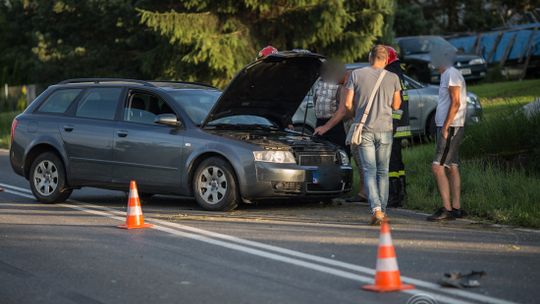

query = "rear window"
76;88;122;120
38;89;82;114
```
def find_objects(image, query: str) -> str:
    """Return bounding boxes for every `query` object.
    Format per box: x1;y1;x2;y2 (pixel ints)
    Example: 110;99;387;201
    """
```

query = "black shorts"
433;127;464;167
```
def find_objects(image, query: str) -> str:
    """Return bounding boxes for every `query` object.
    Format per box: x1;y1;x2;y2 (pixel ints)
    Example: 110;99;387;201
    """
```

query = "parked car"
10;51;353;211
395;36;487;83
292;62;482;137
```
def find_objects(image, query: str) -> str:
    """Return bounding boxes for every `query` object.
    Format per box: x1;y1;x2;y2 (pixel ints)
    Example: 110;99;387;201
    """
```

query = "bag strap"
358;70;387;126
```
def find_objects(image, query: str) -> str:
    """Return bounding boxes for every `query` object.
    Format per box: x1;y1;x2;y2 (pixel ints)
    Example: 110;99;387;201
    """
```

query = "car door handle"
117;130;128;137
63;125;74;132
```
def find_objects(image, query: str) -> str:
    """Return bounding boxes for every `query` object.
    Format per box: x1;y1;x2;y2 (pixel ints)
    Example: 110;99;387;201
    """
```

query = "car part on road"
118;180;153;229
363;220;415;292
29;152;72;203
193;157;238;211
439;271;486;288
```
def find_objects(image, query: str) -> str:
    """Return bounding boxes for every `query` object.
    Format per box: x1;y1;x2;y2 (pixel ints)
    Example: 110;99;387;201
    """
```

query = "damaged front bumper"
242;162;353;199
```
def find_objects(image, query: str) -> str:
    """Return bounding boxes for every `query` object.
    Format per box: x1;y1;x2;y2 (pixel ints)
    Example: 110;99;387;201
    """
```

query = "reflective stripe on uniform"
389;170;405;178
394;126;412;138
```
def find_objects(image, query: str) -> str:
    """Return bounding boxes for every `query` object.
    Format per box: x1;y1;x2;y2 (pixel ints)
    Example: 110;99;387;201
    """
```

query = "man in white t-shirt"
427;46;468;221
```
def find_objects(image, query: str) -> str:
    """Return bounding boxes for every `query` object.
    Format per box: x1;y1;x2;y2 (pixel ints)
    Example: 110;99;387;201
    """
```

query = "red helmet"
257;45;278;59
385;46;399;64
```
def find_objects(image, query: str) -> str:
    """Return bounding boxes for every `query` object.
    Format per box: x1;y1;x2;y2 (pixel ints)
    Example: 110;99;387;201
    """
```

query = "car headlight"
253;151;296;164
338;150;350;166
466;94;478;105
428;63;436;70
469;58;485;65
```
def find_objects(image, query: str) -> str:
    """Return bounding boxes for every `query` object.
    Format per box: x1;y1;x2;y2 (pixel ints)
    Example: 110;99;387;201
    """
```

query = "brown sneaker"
370;210;385;225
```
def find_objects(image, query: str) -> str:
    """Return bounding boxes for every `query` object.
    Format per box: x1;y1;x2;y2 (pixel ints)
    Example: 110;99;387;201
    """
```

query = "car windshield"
399;36;455;55
207;115;278;130
167;89;221;125
167;89;279;129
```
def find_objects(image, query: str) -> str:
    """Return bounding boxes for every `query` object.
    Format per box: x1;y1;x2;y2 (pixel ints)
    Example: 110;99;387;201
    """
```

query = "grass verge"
401;79;540;228
403;144;540;228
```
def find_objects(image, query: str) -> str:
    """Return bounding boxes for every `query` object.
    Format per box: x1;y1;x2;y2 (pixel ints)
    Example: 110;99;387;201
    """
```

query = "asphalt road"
0;149;539;304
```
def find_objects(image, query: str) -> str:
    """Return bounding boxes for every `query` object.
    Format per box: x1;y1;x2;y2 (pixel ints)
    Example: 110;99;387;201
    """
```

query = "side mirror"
155;114;181;127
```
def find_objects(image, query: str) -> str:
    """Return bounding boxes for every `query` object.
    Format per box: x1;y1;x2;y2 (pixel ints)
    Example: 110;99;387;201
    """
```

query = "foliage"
0;0;160;85
137;0;395;86
0;111;18;149
395;0;539;36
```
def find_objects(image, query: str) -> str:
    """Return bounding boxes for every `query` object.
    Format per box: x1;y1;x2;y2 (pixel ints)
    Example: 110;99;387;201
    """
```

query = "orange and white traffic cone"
118;180;153;230
362;220;414;292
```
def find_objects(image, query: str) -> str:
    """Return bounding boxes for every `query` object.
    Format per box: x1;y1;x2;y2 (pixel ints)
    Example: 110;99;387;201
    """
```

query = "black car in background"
10;51;352;211
396;36;487;83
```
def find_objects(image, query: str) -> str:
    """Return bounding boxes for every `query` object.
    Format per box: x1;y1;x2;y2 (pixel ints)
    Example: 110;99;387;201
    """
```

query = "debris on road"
439;271;487;288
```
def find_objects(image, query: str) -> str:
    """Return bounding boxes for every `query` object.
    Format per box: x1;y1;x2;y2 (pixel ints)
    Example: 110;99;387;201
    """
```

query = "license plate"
459;68;472;75
312;171;320;184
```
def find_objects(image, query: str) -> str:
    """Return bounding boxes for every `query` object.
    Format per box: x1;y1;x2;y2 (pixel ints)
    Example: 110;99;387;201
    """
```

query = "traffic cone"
118;181;153;229
362;220;414;292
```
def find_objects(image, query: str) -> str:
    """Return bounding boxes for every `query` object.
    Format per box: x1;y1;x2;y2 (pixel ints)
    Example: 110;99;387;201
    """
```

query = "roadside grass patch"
403;144;540;228
402;79;540;228
0;111;18;149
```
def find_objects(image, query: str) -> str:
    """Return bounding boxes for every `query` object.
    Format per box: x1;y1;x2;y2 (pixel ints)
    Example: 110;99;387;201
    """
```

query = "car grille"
298;154;337;166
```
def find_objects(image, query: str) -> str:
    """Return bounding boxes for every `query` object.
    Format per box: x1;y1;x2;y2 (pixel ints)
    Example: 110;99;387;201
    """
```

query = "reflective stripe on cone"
362;220;414;292
118;180;152;230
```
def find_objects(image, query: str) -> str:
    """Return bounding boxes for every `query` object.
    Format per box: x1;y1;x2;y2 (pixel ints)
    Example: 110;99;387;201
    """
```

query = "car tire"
29;152;72;204
426;112;437;141
193;157;238;211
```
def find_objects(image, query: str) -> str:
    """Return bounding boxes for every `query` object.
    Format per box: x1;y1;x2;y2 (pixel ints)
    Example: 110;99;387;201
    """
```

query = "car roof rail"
58;78;156;87
150;80;217;89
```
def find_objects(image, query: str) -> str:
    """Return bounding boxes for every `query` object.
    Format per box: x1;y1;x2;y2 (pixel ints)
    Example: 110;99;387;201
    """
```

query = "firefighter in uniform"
385;46;411;208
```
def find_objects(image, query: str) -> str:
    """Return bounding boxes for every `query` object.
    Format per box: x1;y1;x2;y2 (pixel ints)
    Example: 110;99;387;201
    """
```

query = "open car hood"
201;51;324;128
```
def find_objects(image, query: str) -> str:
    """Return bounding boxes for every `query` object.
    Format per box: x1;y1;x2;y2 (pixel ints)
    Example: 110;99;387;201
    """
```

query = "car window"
123;92;175;125
399;37;455;55
38;89;82;114
76;88;122;120
167;89;221;125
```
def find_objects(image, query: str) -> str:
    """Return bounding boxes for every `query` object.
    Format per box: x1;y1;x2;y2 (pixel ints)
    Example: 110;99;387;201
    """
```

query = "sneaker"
427;207;455;221
451;208;468;218
370;210;385;225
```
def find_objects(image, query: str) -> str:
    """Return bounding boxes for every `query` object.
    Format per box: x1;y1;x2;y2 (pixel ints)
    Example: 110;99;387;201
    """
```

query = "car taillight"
10;118;18;144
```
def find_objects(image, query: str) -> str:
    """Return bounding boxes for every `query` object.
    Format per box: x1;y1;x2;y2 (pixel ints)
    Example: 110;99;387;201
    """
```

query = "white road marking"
0;182;520;304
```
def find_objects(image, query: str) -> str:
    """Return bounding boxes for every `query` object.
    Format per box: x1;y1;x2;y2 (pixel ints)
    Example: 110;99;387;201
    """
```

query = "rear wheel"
426;112;437;141
193;157;238;211
29;152;72;203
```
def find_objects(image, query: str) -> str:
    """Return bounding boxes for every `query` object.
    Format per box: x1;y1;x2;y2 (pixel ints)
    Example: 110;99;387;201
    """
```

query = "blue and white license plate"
311;170;320;184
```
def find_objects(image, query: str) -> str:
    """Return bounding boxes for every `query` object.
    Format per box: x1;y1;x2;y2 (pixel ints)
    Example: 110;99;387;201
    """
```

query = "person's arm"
442;86;461;139
313;88;353;135
392;90;401;111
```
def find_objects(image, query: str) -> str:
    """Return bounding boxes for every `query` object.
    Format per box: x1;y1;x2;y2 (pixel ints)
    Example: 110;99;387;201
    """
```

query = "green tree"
138;0;395;86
